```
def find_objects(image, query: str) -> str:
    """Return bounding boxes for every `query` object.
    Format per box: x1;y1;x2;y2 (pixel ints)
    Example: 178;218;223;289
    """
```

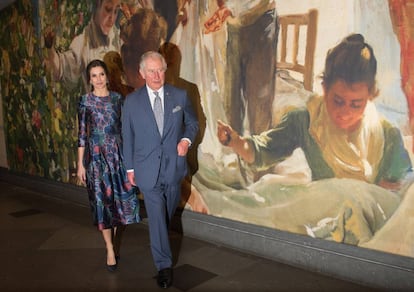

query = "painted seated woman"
211;34;413;251
218;33;412;191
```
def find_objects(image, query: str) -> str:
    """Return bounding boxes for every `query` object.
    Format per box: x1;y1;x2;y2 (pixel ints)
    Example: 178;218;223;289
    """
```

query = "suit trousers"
142;175;181;271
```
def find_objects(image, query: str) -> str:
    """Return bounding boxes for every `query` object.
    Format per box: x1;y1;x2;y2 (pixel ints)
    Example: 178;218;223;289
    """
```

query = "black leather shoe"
157;268;173;289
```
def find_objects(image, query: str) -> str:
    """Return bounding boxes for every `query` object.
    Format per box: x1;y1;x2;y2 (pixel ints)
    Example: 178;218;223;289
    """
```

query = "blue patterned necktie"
153;91;163;135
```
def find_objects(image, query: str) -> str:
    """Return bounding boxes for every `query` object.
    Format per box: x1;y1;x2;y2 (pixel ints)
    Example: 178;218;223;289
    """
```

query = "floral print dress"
78;91;140;230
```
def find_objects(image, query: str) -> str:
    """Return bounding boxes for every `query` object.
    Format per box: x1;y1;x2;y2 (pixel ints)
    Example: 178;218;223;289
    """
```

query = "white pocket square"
172;106;182;113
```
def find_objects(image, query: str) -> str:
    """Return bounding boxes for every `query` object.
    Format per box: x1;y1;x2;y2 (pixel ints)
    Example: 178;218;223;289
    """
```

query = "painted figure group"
59;0;412;290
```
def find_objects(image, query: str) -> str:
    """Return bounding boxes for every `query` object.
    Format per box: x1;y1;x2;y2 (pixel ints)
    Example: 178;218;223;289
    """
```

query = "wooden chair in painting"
276;9;318;92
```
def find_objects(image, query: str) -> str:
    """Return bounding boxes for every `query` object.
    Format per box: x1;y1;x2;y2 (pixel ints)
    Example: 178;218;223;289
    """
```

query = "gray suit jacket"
122;84;199;190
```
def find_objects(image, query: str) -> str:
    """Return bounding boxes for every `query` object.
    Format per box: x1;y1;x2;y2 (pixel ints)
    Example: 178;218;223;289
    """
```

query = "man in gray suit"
122;51;199;289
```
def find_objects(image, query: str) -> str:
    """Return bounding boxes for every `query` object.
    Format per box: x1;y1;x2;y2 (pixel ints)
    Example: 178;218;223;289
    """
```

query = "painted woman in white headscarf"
45;0;122;92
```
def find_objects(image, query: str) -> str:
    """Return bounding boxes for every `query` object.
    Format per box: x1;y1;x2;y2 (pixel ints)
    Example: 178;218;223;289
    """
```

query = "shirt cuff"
181;138;192;147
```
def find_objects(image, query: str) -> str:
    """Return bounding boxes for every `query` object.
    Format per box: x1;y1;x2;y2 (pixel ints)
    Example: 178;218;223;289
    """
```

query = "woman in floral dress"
77;59;140;272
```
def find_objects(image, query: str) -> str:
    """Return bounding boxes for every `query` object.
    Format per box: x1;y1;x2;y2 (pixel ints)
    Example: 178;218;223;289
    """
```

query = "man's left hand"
177;139;190;156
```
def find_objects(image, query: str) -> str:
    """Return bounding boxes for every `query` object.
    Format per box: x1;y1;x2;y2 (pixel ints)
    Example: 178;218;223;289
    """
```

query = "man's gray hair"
139;51;167;71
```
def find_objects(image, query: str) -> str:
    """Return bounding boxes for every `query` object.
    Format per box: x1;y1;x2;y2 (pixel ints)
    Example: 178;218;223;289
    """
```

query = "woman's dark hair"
322;33;378;95
86;59;109;91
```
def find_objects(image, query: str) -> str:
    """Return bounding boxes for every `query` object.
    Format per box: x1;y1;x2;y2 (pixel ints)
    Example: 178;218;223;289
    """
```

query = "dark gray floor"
0;180;384;291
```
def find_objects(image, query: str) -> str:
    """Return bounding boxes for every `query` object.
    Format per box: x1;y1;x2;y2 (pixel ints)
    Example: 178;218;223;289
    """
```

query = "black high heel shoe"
106;262;117;272
106;255;118;272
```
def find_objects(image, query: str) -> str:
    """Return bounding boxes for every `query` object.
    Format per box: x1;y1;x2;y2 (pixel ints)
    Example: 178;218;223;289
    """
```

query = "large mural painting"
1;0;414;260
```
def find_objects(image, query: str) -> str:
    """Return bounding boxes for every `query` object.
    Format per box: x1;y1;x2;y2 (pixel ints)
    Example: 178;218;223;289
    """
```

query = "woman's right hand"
217;119;255;163
217;119;235;146
77;164;86;185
